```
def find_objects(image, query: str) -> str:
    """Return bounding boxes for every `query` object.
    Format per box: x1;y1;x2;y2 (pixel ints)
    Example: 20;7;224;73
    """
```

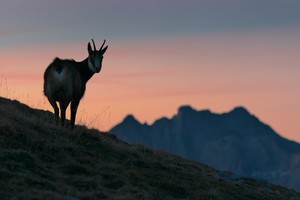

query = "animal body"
43;39;108;129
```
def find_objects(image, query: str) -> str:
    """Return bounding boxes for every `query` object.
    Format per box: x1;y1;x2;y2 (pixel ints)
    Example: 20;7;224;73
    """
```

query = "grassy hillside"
0;97;299;200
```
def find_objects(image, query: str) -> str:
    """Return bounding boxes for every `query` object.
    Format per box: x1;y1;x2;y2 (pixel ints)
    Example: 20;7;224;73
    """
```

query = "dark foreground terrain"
0;97;299;200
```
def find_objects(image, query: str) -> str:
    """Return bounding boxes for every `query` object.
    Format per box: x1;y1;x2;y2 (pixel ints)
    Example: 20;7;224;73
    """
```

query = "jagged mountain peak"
110;104;300;191
228;106;251;116
2;97;299;199
178;105;196;113
177;105;253;119
177;105;212;114
122;114;141;125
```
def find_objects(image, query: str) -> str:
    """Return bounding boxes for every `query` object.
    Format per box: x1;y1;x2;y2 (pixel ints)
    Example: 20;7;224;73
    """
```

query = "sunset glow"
1;1;300;142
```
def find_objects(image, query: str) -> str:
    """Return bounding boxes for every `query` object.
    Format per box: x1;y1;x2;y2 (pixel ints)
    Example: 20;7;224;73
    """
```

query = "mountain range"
2;97;300;199
110;105;300;191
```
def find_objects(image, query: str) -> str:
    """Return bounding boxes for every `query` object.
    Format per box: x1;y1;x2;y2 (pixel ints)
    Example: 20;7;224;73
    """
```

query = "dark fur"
44;40;108;129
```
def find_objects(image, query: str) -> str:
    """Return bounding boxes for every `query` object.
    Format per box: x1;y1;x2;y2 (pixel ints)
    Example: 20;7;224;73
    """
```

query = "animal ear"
101;46;108;54
88;42;93;54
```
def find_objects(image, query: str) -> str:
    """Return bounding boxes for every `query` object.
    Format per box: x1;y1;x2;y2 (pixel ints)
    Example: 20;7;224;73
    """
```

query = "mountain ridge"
117;106;268;129
110;105;300;191
1;97;300;199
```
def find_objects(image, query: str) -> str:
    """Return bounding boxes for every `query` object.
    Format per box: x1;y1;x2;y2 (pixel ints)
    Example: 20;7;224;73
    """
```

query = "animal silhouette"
44;39;108;129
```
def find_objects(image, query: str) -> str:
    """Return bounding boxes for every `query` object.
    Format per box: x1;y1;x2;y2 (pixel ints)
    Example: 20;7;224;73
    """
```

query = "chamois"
43;39;108;129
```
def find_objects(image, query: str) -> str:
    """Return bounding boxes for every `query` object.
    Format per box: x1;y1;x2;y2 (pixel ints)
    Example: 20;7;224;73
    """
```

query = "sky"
1;0;300;142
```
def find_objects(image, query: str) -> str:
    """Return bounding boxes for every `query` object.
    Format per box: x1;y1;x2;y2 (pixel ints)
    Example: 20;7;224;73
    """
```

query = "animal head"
87;39;108;73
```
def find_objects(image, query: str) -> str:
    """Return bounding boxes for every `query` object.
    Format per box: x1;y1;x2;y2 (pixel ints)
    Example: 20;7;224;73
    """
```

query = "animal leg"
70;100;80;130
59;101;70;127
47;97;59;125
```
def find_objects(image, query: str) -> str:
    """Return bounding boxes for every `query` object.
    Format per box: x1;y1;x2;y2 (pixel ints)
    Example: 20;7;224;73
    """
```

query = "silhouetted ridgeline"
1;97;300;199
110;105;300;191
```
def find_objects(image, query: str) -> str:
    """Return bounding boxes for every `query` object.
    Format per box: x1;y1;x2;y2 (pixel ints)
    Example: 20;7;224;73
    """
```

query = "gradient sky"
1;0;300;142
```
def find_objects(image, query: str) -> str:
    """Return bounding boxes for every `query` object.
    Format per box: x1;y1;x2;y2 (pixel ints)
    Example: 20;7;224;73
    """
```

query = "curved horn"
99;39;106;51
91;39;96;51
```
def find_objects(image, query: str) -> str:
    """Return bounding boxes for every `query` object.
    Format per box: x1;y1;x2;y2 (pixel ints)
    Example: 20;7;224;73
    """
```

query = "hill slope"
110;106;300;191
0;97;300;200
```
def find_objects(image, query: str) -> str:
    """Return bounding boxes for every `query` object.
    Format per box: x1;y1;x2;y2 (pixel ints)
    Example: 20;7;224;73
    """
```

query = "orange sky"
1;31;300;142
1;1;300;143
